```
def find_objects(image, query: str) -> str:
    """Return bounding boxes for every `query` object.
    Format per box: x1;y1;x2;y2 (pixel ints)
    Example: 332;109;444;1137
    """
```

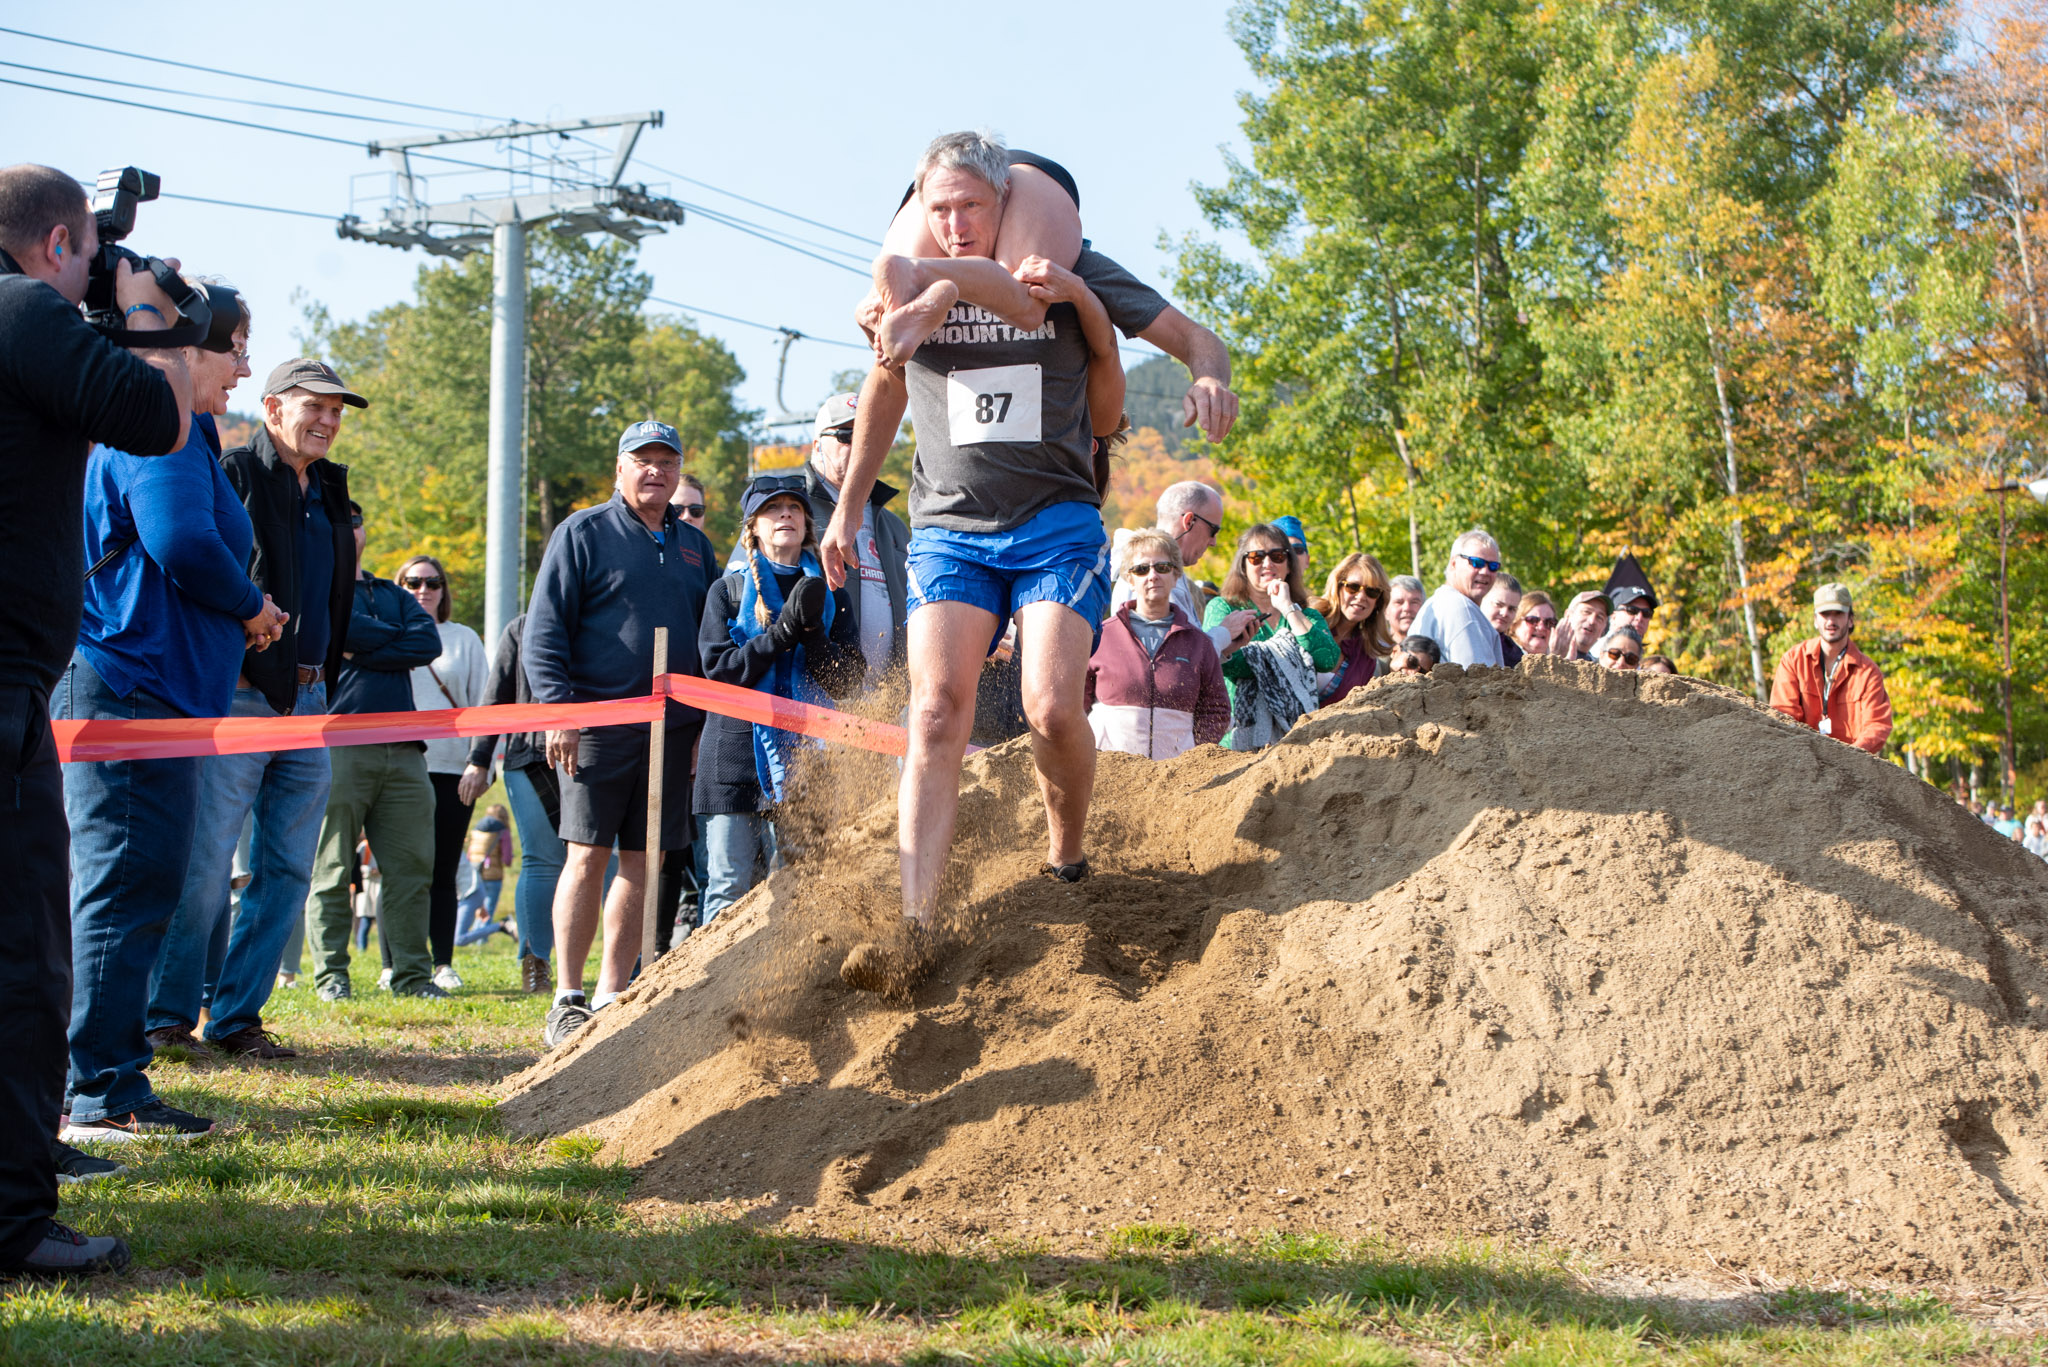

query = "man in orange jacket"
1770;583;1893;754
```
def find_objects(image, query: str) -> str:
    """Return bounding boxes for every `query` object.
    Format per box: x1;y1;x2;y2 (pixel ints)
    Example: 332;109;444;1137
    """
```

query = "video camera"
83;167;225;351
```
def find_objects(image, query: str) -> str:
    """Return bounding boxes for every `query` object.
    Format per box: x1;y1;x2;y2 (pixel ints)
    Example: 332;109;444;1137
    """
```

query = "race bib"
947;364;1041;445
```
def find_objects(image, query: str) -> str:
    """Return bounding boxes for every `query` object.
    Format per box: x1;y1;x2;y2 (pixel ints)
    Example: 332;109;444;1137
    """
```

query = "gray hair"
915;131;1011;203
1389;574;1425;596
1156;480;1220;528
1595;624;1644;654
1449;527;1500;561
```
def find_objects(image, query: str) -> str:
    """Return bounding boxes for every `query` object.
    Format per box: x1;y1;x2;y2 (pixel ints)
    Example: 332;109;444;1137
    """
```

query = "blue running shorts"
905;501;1110;643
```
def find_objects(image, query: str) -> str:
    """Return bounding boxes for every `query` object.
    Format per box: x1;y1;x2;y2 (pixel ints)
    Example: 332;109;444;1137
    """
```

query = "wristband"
124;303;166;321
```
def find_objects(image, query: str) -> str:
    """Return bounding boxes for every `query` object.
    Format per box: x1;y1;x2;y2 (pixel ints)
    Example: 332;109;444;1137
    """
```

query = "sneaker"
403;982;449;1000
377;968;393;990
316;979;352;1002
543;998;593;1048
61;1098;214;1144
520;953;550;994
3;1221;130;1278
433;965;463;991
1042;857;1090;883
211;1025;298;1060
53;1141;126;1185
840;923;938;998
143;1024;212;1058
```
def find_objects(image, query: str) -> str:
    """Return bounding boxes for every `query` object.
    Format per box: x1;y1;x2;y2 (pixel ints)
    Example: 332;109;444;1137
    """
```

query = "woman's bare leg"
868;165;1085;363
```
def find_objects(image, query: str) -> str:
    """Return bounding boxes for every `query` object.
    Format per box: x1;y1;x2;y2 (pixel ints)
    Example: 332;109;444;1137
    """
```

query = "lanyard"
1820;646;1848;721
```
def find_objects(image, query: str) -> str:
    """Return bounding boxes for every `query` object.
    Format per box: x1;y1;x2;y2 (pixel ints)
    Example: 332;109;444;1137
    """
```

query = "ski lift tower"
336;113;685;650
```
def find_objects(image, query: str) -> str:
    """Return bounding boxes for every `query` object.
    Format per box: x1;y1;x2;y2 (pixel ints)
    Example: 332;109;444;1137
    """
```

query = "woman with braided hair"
693;476;864;924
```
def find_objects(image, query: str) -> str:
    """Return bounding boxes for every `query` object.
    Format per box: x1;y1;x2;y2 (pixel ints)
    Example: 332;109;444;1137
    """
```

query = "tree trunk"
1704;313;1767;701
1390;424;1422;577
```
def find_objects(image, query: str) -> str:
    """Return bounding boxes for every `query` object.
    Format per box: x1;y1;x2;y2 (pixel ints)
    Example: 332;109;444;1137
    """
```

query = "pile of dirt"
501;656;2048;1287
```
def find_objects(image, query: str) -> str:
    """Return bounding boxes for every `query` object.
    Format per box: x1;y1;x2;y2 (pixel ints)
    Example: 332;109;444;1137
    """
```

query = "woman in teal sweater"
1203;523;1340;748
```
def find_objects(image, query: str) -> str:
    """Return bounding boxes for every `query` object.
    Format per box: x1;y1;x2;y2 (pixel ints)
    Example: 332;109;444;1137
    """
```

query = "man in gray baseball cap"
262;357;367;409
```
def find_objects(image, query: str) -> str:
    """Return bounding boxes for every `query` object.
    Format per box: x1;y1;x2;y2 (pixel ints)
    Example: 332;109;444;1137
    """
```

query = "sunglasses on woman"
1605;648;1641;666
400;575;444;590
1244;547;1290;566
1338;580;1381;599
1127;561;1177;578
1523;613;1557;628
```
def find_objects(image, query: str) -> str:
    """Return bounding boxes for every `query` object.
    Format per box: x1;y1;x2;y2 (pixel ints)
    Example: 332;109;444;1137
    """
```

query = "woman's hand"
457;763;490;805
1266;579;1295;614
1014;255;1085;306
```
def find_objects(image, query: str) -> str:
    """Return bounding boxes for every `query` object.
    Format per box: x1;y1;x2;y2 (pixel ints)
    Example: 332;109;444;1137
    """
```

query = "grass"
7;936;2044;1364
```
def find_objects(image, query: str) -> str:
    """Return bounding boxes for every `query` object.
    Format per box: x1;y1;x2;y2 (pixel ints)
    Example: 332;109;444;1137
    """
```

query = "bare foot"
871;254;924;314
839;921;937;999
854;289;886;343
877;280;960;366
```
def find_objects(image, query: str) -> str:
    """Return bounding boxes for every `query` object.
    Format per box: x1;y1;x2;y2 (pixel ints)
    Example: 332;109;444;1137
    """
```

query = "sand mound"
501;656;2048;1287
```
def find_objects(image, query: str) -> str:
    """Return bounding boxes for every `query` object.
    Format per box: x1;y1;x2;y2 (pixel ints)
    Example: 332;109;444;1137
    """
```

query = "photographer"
0;163;196;1280
56;281;285;1152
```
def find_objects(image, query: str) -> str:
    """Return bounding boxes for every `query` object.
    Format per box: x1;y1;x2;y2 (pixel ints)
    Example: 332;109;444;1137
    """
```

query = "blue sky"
3;2;1255;432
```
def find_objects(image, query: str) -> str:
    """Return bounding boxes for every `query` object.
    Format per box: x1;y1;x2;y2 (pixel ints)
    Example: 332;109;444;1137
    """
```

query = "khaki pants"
305;743;435;995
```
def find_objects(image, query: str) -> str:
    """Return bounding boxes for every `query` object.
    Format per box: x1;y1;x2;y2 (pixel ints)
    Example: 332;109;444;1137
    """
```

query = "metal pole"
641;628;668;973
485;217;527;652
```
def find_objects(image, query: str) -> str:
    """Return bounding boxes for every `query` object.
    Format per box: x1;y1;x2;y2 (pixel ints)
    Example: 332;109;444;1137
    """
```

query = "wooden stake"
642;627;667;973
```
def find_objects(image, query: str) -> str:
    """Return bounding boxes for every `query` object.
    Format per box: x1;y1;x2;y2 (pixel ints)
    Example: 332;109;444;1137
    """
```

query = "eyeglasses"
1244;547;1290;566
400;575;444;590
1616;603;1651;617
628;453;681;473
1460;554;1503;572
1522;614;1558;628
824;426;855;444
1188;511;1221;537
1338;581;1381;599
1289;541;1308;557
1605;648;1641;666
676;502;705;517
1128;561;1177;578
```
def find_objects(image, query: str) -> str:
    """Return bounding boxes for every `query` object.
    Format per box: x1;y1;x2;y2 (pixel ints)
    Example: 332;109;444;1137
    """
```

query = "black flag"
1604;551;1658;612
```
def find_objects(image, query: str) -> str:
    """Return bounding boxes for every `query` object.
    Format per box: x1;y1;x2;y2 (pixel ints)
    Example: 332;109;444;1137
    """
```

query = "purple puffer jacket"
1084;604;1229;760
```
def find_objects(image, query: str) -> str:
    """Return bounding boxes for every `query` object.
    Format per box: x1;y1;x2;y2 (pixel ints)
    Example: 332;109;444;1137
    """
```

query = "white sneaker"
433;965;462;991
377;968;393;990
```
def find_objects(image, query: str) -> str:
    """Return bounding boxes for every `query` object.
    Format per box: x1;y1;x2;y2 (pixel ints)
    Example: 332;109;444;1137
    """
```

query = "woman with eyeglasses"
1086;529;1227;760
1595;625;1644;671
1307;552;1395;706
1204;524;1340;749
1512;591;1559;657
393;553;488;992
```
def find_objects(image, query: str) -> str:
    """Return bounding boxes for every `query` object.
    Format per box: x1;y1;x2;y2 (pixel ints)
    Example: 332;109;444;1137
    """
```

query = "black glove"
768;576;828;651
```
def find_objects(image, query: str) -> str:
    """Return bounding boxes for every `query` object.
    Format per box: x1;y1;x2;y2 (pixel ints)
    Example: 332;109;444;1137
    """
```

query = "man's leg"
56;660;202;1123
304;745;371;998
900;601;1004;924
1015;601;1098;869
551;841;612;994
593;848;651;998
209;714;333;1040
361;746;437;997
149;699;269;1034
0;686;72;1266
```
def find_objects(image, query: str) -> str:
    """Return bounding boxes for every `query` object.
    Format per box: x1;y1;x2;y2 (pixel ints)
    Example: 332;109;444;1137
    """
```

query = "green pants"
305;742;436;995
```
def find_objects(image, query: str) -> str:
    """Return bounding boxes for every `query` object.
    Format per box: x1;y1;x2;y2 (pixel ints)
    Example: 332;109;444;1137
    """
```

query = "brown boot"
520;953;549;994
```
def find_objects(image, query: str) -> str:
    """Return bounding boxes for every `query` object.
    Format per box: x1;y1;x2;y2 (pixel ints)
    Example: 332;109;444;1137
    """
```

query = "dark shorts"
557;721;697;851
898;150;1079;214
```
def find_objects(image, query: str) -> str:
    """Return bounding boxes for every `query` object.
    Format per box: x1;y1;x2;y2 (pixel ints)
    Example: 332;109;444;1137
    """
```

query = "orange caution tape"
50;673;921;763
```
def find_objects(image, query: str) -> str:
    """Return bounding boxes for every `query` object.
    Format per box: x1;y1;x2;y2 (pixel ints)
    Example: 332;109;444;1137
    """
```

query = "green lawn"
8;934;2044;1365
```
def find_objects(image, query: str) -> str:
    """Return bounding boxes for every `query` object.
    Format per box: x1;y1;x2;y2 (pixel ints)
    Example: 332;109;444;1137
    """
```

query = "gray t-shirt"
906;249;1170;534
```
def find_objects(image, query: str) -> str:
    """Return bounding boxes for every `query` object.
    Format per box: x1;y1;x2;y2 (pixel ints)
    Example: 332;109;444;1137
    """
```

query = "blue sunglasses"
1461;553;1503;572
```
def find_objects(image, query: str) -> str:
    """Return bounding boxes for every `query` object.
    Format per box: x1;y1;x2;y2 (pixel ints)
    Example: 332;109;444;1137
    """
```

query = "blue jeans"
701;812;778;926
53;655;199;1124
503;765;562;964
149;682;331;1040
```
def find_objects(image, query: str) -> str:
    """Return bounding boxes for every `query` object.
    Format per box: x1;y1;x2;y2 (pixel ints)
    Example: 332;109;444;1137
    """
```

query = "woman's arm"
1206;596;1254;680
1194;639;1230;745
1293;607;1342;672
1016;255;1126;436
126;450;264;620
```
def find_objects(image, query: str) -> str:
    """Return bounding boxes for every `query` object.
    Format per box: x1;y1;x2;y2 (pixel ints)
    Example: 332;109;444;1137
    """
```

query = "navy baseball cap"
618;419;682;456
741;474;813;523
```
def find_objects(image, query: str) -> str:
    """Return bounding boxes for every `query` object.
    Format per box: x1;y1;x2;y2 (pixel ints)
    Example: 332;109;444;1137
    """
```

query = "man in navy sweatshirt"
0;164;193;1280
304;502;444;999
525;420;715;1047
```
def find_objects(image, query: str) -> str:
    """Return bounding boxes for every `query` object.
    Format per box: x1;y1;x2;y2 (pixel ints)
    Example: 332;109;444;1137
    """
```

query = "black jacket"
467;614;543;774
329;573;441;717
692;567;861;816
806;466;910;674
219;426;354;716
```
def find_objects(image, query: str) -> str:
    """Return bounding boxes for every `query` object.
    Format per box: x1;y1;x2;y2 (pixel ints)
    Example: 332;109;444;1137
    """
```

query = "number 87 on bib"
947;363;1043;445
